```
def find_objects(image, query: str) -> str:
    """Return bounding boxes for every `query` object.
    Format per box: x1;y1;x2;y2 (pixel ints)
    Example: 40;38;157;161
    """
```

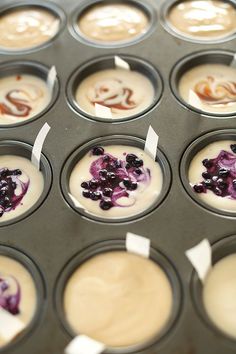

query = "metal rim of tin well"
191;234;236;347
54;239;182;354
160;0;236;44
180;129;236;218
66;55;163;124
170;49;236;119
68;0;157;49
0;0;66;55
0;244;46;352
0;60;60;128
60;134;171;224
0;140;52;227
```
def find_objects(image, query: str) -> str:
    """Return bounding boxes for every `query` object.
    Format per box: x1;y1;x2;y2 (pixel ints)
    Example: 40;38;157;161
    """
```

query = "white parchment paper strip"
65;335;105;354
0;308;25;341
114;56;130;70
47;66;57;93
230;53;236;68
126;232;150;258
188;90;203;110
95;103;112;119
31;123;51;170
144;125;159;161
185;239;212;283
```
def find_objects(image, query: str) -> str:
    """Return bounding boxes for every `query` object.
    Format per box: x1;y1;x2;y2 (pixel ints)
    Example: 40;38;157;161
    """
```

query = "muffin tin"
1;0;236;353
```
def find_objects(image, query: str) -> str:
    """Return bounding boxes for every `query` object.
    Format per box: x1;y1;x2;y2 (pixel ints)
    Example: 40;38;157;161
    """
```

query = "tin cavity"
67;56;162;122
171;51;236;117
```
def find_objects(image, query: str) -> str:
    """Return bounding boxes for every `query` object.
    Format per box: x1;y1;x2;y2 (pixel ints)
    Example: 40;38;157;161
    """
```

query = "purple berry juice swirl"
0;274;21;315
189;140;236;212
69;145;163;219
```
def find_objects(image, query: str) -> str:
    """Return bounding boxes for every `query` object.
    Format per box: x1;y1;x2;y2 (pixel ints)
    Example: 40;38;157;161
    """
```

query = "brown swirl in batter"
89;78;137;110
194;76;236;105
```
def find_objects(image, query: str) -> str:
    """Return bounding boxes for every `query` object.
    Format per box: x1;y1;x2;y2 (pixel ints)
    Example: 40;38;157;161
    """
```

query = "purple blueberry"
100;199;113;210
92;146;104;156
202;159;213;168
230;144;236;153
193;184;205;193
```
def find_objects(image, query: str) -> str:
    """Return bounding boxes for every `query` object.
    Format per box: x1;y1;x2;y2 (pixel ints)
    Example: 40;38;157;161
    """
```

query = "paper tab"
230;53;236;68
68;193;85;210
0;308;25;341
95;103;112;119
188;90;203;110
31;123;51;170
126;232;150;258
144;125;159;161
65;335;105;354
185;239;212;283
47;65;57;93
115;56;130;70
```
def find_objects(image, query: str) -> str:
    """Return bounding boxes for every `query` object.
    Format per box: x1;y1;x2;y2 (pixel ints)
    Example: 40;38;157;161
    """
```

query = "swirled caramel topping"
194;76;236;106
88;78;136;110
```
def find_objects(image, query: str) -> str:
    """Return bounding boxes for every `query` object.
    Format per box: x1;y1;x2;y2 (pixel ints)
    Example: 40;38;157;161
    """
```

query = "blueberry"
126;154;137;163
114;160;121;168
92;146;104;156
0;210;4;217
81;181;89;189
103;188;113;197
100;199;113;210
123;178;132;188
204;179;213;189
89;179;99;189
11;182;17;190
202;159;213;168
193;184;204;193
212;176;218;182
107;172;116;181
218;168;230;178
125;163;131;170
202;171;211;179
135;168;142;175
214;187;222;196
133;159;143;168
0;190;6;196
230;144;236;153
217;179;228;190
82;190;90;198
99;169;107;178
103;155;110;162
12;169;22;176
0;169;9;177
90;191;101;201
130;182;138;190
233;180;236;190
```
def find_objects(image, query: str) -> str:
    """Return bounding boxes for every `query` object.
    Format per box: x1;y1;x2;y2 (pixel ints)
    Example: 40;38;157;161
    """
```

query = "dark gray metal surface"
0;0;236;353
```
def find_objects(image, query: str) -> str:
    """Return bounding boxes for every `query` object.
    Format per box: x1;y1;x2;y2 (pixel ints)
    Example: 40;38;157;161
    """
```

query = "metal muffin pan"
170;50;236;118
0;0;236;353
68;0;157;49
61;135;171;223
160;0;236;45
0;60;60;127
66;54;163;123
55;239;182;353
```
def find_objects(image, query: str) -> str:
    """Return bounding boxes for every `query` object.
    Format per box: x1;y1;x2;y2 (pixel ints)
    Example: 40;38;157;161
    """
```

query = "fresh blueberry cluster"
0;276;20;315
0;168;29;217
193;144;236;198
81;146;149;210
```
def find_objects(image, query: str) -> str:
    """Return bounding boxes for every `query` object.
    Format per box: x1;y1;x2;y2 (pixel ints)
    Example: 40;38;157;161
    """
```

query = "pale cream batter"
0;7;60;50
78;3;149;43
64;251;173;347
0;255;37;347
0;74;51;125
188;140;236;212
69;145;163;219
179;64;236;114
76;69;155;119
203;254;236;339
168;0;236;40
0;155;44;223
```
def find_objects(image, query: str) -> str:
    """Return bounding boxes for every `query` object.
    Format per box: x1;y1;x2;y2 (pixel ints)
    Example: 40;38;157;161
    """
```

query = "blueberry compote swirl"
193;144;236;198
0;168;29;217
0;275;21;315
81;146;151;210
